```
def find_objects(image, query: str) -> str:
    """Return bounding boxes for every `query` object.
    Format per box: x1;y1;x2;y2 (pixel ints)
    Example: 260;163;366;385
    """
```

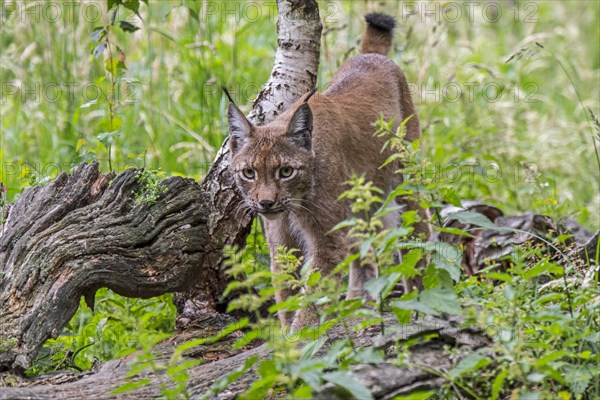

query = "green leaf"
100;116;122;132
393;391;435;400
564;364;592;394
363;276;388;299
503;284;515;301
448;353;491;380
322;371;373;400
418;288;462;315
97;131;120;146
300;337;326;360
75;138;86;152
364;273;403;299
522;259;563;280
292;385;313;399
119;20;140;33
359;237;376;258
422;264;442;289
446;211;496;229
532;292;562;305
518;392;540;400
401;210;419;227
536;350;569;367
526;372;545;382
105;57;127;77
122;0;140;14
440;187;462;207
434;226;473;238
306;271;322;287
431;252;461;282
187;6;200;21
167;359;203;376
392;299;437;315
321;340;349;366
491;369;508;400
329;219;357;233
107;0;122;11
388;249;421;274
432;242;462;265
353;347;385;364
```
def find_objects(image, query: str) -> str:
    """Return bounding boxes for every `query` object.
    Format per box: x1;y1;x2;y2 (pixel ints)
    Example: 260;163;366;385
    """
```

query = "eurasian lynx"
226;13;428;330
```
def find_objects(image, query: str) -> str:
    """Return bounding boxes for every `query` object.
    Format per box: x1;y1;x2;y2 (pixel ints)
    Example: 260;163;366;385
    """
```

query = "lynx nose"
259;200;275;209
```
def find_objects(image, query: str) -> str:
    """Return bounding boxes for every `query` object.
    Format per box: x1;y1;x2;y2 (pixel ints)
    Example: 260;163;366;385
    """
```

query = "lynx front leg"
347;260;378;300
290;235;347;332
263;216;302;328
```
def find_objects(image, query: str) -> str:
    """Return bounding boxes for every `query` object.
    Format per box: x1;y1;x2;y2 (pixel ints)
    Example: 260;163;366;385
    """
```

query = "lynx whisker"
288;197;322;210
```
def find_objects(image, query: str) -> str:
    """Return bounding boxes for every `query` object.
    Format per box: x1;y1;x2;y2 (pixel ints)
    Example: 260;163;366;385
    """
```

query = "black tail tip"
365;12;396;32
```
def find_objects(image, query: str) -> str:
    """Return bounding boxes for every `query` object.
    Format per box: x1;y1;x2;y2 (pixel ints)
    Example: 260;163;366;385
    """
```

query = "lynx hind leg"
399;197;432;294
347;260;378;300
369;195;431;295
263;218;301;328
346;203;399;300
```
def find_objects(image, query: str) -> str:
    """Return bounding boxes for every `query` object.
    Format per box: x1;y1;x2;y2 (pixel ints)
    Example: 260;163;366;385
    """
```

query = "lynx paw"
290;305;320;333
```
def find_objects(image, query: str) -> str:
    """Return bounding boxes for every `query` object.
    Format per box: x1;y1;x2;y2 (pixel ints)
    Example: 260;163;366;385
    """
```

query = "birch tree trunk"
0;0;321;373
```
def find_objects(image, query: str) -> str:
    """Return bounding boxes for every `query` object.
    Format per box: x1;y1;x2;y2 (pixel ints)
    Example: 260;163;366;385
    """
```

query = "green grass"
1;1;598;227
1;0;598;382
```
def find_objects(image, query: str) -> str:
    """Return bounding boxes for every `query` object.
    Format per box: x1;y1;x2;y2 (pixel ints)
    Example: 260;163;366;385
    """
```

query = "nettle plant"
201;116;599;399
199;116;467;399
116;116;598;399
451;242;600;399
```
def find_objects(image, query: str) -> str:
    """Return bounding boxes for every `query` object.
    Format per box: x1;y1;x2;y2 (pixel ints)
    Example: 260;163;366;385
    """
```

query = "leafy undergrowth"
25;289;176;377
115;117;599;399
201;127;598;400
4;1;598;399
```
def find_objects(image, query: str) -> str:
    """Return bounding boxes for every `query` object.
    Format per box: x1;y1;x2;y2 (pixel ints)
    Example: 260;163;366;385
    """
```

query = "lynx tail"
361;12;396;56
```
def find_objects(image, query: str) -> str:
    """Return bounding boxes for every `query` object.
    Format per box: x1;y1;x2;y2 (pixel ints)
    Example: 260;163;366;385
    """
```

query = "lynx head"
225;89;316;220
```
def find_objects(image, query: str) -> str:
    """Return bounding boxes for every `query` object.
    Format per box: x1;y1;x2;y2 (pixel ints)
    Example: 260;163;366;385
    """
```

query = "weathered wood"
0;161;249;372
436;201;598;275
0;315;489;399
0;0;322;373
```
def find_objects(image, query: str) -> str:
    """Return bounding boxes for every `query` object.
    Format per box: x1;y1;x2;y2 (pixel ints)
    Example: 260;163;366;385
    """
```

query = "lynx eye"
241;168;256;181
278;166;295;179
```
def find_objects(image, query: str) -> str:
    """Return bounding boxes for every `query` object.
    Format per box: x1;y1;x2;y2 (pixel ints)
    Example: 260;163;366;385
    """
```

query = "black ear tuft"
304;87;318;103
287;103;313;150
224;87;252;153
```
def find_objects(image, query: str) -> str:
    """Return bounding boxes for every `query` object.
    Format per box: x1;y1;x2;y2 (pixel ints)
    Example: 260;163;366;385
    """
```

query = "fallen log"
0;314;489;399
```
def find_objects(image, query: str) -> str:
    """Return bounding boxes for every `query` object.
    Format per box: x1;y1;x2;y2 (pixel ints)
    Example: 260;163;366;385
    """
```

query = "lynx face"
227;94;315;220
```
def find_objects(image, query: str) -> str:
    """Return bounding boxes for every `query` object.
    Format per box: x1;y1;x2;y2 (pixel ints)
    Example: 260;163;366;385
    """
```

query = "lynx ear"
287;103;313;150
224;87;252;153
